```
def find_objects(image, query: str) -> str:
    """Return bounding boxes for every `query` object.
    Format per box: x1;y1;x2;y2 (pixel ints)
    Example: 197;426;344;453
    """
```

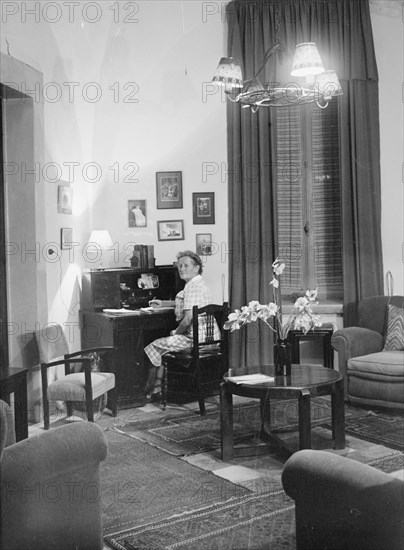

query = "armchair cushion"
348;350;404;407
348;350;404;378
384;305;404;350
47;371;115;401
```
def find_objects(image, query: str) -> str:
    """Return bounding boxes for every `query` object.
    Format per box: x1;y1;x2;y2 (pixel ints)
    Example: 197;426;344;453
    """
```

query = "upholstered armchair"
0;400;108;550
282;449;404;550
331;295;404;409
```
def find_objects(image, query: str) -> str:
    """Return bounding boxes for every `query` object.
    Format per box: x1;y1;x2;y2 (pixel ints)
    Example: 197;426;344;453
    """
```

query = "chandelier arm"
254;42;289;80
316;99;329;109
254;45;278;79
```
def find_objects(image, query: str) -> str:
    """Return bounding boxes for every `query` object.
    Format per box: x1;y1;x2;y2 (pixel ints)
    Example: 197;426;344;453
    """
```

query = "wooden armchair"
162;303;229;415
35;323;118;429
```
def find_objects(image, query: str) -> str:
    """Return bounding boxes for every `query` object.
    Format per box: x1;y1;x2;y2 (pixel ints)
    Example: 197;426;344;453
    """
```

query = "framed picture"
128;199;147;227
60;227;73;249
156;171;183;209
193;192;215;224
196;233;212;256
157;220;185;241
57;185;72;214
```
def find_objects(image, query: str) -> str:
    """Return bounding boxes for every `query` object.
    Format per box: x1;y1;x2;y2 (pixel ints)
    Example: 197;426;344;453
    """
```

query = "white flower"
269;277;279;288
305;288;318;301
224;261;321;338
272;258;286;276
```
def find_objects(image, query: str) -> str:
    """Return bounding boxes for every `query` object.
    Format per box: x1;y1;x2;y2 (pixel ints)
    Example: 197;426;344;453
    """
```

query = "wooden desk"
80;309;176;408
0;367;28;441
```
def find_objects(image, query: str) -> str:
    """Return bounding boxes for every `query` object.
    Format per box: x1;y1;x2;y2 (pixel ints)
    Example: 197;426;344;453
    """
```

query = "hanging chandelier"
212;42;342;112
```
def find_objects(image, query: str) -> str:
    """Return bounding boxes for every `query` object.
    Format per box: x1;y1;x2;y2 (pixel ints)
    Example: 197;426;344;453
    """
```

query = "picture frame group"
156;171;183;209
128;200;147;227
157;220;184;241
193;192;215;224
196;233;212;256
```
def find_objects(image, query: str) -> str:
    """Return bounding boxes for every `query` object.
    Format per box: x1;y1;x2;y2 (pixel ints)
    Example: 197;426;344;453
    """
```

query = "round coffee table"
220;364;345;460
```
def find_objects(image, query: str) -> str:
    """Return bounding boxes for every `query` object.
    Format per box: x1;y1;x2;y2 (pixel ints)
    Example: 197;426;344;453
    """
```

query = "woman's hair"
176;250;203;274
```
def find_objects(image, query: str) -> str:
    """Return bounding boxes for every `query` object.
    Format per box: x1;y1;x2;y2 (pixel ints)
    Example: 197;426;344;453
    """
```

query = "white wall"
370;1;404;296
0;0;229;352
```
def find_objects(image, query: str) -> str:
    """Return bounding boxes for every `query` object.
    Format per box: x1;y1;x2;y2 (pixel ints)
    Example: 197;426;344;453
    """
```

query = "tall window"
274;99;342;301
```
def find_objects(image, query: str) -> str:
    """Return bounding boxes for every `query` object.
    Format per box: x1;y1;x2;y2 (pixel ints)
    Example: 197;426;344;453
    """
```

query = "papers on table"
103;307;175;315
227;373;275;385
103;308;141;315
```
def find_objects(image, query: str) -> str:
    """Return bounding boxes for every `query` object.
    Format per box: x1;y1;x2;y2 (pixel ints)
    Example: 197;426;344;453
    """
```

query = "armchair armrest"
1;423;107;550
331;327;383;389
2;422;107;484
282;449;404;550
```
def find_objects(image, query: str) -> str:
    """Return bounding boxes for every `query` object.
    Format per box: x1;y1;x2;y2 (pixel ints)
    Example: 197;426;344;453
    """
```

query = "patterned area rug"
102;429;250;535
103;449;404;550
342;411;404;452
114;397;364;456
104;490;296;550
103;407;404;550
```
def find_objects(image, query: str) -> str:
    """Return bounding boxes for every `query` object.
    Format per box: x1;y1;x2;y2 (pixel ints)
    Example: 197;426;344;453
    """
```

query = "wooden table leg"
259;392;271;439
14;373;28;441
298;388;311;449
331;377;345;449
220;381;234;461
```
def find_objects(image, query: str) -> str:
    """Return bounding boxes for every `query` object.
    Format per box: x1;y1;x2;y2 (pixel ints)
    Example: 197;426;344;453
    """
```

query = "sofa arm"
1;422;108;550
282;449;404;550
331;327;383;389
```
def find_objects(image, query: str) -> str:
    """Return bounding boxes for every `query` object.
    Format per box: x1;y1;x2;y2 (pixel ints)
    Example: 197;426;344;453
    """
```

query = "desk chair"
35;324;118;429
161;303;229;415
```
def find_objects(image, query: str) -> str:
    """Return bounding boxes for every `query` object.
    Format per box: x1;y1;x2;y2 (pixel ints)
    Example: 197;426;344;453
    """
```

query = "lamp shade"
212;57;243;89
314;70;343;100
291;43;325;77
88;230;113;249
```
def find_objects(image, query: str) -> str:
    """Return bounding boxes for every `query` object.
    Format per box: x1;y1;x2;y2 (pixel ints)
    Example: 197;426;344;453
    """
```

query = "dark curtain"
226;0;383;369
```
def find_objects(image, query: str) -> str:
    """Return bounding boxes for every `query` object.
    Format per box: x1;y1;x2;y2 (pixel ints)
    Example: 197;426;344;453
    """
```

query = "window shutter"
274;99;342;300
275;105;303;293
311;100;343;298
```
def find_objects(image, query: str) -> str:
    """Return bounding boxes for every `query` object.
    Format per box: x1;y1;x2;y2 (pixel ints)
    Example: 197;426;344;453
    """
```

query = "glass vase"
274;339;292;377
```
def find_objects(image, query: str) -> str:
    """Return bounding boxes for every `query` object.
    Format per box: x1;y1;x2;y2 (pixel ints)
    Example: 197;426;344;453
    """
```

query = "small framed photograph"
60;227;73;249
193;192;215;224
156;171;183;209
57;185;72;214
196;233;212;256
157;220;185;241
128;199;147;227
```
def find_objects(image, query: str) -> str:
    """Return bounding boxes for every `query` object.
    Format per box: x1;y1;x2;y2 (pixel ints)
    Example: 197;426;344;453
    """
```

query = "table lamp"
88;229;113;270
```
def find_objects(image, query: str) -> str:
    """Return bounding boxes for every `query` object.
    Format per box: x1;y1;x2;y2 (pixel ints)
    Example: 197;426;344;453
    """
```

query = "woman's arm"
171;309;192;335
149;299;175;308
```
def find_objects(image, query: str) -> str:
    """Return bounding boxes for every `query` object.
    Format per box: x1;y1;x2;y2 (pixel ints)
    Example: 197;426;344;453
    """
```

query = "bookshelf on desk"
80;266;183;408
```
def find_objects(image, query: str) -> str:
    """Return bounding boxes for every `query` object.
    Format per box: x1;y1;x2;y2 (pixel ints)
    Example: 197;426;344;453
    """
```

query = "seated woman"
144;250;218;402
